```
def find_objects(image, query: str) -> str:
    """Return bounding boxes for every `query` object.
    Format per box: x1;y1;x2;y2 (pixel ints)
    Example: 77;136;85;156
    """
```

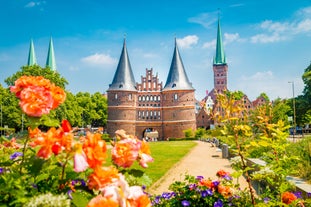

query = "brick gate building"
107;39;196;139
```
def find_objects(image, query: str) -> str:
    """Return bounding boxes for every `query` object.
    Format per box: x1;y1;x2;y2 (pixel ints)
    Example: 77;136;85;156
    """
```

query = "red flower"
282;192;297;204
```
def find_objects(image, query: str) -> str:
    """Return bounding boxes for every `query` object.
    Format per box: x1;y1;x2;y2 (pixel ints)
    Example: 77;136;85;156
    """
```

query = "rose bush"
0;76;153;207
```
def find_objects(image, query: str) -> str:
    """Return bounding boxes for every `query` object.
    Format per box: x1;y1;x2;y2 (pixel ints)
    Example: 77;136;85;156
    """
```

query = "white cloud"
241;71;274;81
143;53;158;58
224;33;241;44
250;33;286;43
25;1;45;8
251;6;311;44
176;35;199;49
81;53;117;66
188;12;217;28
202;39;216;49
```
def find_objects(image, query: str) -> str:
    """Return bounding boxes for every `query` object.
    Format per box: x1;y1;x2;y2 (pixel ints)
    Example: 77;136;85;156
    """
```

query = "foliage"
183;128;194;138
212;90;311;206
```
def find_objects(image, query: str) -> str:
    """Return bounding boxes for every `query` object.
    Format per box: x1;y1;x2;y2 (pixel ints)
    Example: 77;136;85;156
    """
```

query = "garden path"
148;141;249;195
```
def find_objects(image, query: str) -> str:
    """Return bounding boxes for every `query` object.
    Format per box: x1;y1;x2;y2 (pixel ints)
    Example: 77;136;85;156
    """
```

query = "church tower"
107;39;138;137
27;39;37;66
46;37;57;71
162;39;196;138
213;17;228;93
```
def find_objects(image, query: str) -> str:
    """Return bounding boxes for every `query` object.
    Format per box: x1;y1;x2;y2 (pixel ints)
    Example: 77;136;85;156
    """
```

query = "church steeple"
163;38;193;91
213;17;226;65
27;39;37;66
46;37;57;71
108;38;136;91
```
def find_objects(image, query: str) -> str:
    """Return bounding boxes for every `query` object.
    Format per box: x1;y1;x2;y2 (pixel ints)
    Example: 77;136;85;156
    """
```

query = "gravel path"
148;141;249;195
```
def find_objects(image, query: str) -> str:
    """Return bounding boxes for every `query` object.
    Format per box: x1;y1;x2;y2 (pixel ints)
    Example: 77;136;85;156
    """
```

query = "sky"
1;0;311;101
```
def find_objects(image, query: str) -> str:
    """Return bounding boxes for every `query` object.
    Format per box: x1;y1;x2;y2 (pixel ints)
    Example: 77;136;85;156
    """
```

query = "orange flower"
111;138;140;168
88;166;119;190
199;179;215;189
127;186;151;207
83;132;107;169
282;192;297;204
87;195;119;207
216;170;230;178
19;86;54;117
10;76;66;117
217;185;232;198
137;141;153;168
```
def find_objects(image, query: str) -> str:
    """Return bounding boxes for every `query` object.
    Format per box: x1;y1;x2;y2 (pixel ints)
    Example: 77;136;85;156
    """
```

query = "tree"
5;65;68;88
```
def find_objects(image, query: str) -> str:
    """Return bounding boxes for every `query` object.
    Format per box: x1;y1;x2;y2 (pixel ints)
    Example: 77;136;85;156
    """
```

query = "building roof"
108;39;137;91
27;39;37;66
213;18;226;65
46;37;57;71
163;39;194;91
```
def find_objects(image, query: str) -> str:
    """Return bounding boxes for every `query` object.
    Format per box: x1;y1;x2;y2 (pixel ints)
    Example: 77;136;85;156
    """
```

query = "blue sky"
1;0;311;101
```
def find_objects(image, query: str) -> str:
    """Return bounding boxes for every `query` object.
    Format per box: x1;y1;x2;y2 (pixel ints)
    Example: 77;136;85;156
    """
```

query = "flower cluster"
10;75;66;117
0;76;153;207
151;170;247;207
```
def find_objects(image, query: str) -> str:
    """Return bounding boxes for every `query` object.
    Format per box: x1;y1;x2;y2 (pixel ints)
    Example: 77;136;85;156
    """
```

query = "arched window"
128;94;132;100
138;96;141;101
115;93;118;99
146;96;149;101
142;96;145;101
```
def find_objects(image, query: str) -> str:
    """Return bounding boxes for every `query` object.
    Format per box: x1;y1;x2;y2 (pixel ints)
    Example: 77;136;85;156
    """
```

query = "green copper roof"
27;39;37;66
213;18;226;65
46;37;57;71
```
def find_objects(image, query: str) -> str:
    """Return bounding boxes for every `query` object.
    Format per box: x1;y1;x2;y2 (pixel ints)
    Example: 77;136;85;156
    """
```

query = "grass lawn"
106;141;197;186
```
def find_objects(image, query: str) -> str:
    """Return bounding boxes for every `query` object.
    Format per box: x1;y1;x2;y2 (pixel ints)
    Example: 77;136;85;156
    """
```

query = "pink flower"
138;153;154;168
73;143;89;172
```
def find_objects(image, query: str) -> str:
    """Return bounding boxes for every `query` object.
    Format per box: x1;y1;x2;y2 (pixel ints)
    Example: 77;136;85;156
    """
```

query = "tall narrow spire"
27;39;37;66
163;38;193;90
108;38;136;91
46;37;57;71
213;17;226;65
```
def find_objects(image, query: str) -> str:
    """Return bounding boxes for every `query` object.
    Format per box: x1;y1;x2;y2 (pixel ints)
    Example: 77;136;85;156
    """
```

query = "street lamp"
288;81;296;141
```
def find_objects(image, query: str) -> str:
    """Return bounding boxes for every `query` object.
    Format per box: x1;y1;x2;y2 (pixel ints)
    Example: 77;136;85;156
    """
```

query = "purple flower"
161;192;173;199
263;197;270;203
10;152;23;160
181;200;190;206
212;180;220;187
307;192;311;198
67;189;73;199
223;175;232;181
196;175;204;180
214;199;223;207
189;183;197;189
201;189;213;197
0;168;4;174
294;191;303;199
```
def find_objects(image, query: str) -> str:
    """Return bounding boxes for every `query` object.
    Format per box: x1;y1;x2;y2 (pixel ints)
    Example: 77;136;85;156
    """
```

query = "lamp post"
288;81;296;141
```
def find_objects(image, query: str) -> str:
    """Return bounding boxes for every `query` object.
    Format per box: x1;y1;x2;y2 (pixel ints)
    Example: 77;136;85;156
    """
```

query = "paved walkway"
148;141;249;195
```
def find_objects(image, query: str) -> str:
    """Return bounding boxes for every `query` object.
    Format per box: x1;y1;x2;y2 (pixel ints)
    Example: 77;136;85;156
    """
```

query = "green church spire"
213;18;226;65
27;39;37;66
46;37;57;71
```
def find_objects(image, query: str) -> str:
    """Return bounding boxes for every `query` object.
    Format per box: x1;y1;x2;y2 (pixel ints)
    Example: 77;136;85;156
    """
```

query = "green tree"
272;98;291;124
91;92;107;127
4;65;68;88
0;84;22;132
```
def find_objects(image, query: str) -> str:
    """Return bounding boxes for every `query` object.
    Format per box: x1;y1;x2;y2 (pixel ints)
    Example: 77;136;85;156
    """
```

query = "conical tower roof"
27;39;37;66
108;39;136;91
46;37;57;71
213;18;226;65
163;39;193;91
